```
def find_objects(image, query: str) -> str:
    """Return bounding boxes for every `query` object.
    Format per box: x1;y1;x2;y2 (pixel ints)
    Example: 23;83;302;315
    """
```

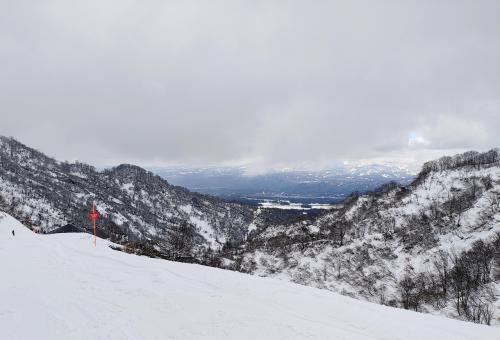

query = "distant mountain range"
148;164;415;204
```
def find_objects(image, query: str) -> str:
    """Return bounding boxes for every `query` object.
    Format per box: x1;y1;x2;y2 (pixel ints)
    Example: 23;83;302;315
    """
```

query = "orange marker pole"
93;202;96;247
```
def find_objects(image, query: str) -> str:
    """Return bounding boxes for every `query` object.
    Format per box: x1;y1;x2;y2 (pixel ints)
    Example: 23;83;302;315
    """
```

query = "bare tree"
485;191;500;214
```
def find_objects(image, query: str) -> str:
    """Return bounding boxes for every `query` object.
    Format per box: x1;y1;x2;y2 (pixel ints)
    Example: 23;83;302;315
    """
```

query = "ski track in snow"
1;212;498;340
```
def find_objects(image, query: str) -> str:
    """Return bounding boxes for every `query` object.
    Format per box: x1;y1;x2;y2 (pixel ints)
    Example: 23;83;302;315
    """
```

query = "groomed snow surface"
0;212;498;340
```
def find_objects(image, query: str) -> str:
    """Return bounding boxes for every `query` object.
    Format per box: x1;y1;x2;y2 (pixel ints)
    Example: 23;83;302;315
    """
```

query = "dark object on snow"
47;224;87;234
12;230;15;236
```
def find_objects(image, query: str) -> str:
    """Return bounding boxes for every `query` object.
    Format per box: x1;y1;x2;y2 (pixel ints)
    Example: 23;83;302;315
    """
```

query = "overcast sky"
1;1;499;173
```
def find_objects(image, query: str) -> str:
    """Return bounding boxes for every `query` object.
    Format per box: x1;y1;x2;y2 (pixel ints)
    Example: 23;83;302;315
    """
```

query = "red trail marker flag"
88;202;100;247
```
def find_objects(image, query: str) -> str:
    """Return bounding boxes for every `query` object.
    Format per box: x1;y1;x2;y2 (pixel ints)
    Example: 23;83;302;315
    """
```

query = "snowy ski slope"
0;212;498;340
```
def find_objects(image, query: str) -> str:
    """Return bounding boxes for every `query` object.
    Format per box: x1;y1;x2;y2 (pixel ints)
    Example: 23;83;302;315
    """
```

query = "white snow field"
0;212;498;340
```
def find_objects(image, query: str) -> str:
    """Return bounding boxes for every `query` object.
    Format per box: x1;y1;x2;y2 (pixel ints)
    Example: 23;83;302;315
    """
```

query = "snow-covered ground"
0;212;498;340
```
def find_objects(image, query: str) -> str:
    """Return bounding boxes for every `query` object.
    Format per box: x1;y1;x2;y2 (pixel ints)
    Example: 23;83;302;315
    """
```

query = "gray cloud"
1;0;499;172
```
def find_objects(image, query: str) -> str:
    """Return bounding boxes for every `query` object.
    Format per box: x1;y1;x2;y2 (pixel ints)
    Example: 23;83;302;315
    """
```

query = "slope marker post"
93;202;96;247
88;201;100;247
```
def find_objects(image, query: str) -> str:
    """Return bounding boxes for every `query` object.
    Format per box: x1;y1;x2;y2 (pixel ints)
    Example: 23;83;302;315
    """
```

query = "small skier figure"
12;230;15;236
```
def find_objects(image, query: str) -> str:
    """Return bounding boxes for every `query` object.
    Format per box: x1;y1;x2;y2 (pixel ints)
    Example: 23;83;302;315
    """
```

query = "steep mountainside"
0;136;261;258
229;149;500;325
